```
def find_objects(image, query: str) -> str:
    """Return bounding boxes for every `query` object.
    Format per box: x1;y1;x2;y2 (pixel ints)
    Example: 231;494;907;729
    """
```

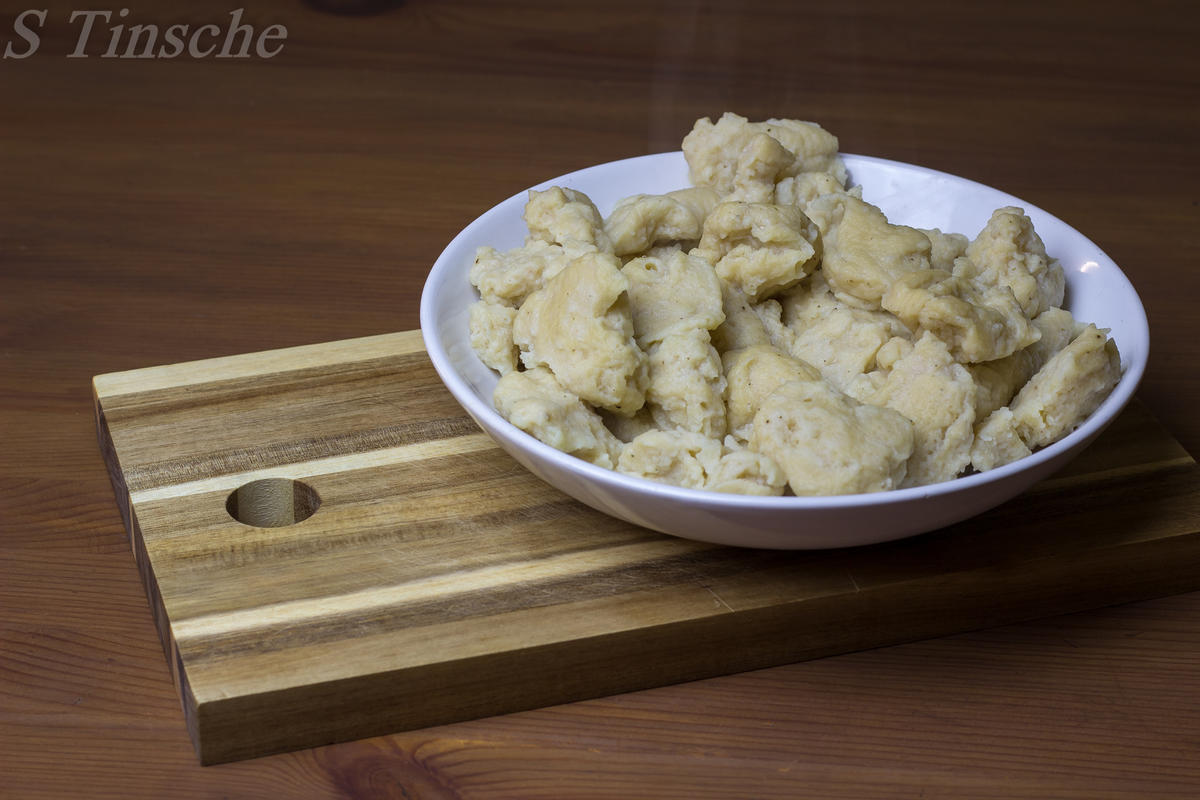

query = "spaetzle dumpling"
645;329;728;439
753;117;847;182
773;272;910;393
524;186;613;255
711;282;771;354
775;171;849;211
466;112;1124;497
705;440;789;495
727;131;795;203
968;307;1078;418
604;187;721;256
882;268;1041;363
964;206;1065;319
622;248;724;347
682;112;846;198
494;367;624;469
970;407;1033;472
750;380;914;496
469;239;571;307
693;201;821;302
806;193;932;309
722;344;821;440
468;300;519;375
513;252;649;415
1008;324;1121;449
617;429;785;495
867;332;977;487
921;228;970;272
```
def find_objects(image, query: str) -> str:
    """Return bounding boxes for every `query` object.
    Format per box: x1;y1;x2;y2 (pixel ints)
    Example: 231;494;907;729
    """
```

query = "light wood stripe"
130;432;497;504
173;540;791;665
93;330;423;398
119;412;480;493
171;538;713;644
95;350;437;428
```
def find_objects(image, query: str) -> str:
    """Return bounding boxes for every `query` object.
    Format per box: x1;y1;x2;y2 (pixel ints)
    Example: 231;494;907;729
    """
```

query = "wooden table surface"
3;0;1198;796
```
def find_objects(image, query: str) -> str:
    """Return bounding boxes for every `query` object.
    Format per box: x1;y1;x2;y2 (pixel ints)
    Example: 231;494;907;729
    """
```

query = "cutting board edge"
96;390;207;756
91;330;426;398
188;521;1200;764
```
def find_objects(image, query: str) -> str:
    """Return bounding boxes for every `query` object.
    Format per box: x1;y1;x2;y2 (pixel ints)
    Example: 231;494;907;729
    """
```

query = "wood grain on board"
94;330;1200;764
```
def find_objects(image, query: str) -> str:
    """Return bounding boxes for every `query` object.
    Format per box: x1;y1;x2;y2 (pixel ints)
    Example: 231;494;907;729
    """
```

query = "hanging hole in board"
226;478;321;527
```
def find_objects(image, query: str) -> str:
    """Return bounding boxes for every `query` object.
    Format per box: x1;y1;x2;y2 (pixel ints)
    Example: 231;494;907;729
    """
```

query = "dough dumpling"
964;206;1065;319
921;228;970;272
750;380;914;496
524;186;613;255
1008;324;1121;449
970;407;1033;472
604;187;721;255
774;272;910;393
682;112;845;199
469;239;571;307
882;268;1040;363
470;112;1124;497
513;252;648;415
711;282;771;354
775;172;849;211
722;344;821;440
622;249;724;347
968;307;1079;418
725;131;795;203
468;300;518;375
806;193;932;309
617;429;785;495
868;332;977;487
645;329;728;439
694;201;821;302
494;367;624;469
753;117;847;182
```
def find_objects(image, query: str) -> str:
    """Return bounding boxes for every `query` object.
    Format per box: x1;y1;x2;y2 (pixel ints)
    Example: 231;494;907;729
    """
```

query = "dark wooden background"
2;0;1198;796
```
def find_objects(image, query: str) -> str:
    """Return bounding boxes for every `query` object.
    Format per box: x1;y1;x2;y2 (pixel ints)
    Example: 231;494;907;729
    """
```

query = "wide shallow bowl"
420;152;1149;549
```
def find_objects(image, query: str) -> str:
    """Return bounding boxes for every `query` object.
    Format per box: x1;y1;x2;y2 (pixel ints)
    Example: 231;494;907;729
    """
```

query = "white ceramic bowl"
420;152;1149;549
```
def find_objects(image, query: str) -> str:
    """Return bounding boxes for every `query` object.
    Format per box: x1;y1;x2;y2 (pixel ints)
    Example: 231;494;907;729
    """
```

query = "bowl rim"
420;151;1150;512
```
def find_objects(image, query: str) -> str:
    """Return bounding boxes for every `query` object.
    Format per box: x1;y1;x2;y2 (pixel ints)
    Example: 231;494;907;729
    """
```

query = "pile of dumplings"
467;112;1122;496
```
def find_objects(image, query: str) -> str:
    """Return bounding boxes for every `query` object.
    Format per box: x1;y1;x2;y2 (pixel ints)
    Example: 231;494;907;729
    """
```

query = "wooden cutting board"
94;330;1200;765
